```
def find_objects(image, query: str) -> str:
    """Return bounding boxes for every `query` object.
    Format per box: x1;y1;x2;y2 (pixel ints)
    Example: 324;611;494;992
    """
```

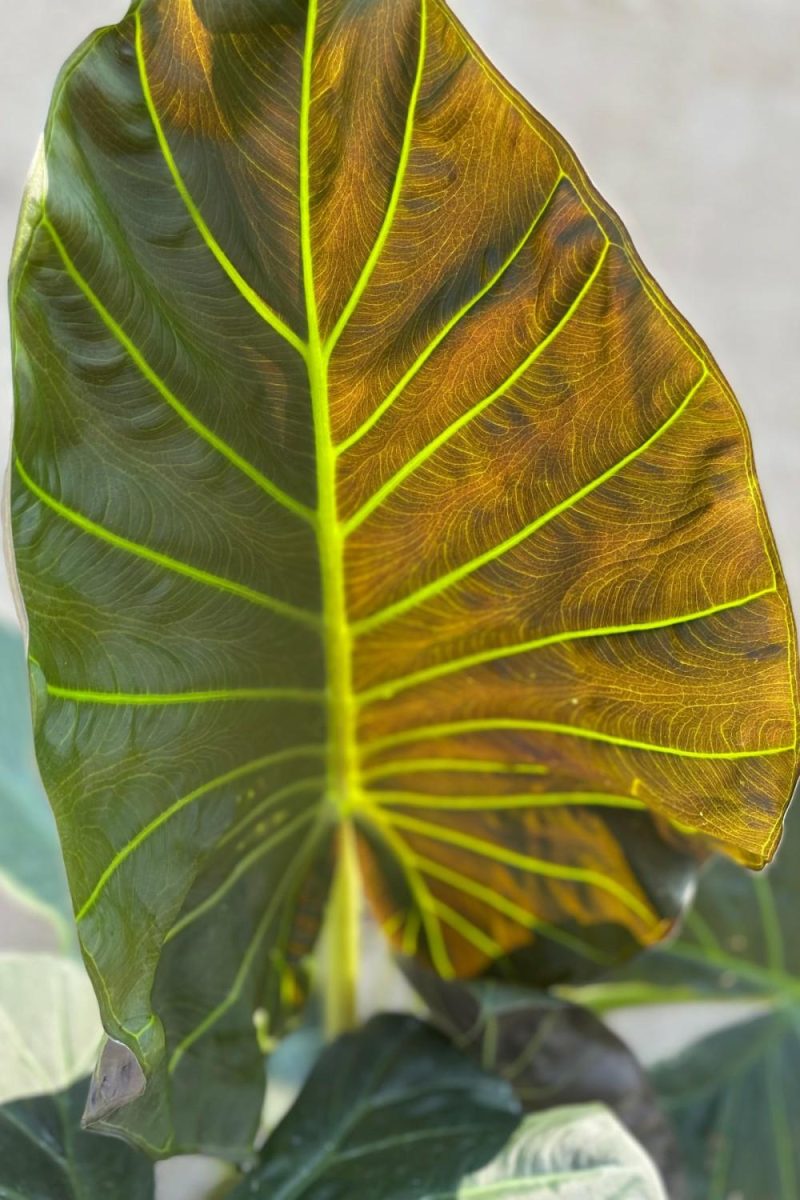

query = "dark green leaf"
0;624;71;939
193;0;309;31
651;1014;800;1200
405;966;683;1197
0;1077;153;1200
9;0;797;1154
230;1014;665;1199
234;1014;519;1197
580;788;800;1196
584;785;800;1009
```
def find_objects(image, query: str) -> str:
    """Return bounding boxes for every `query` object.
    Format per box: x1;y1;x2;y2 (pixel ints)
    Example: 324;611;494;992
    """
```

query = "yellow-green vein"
166;808;318;943
74;747;325;921
344;234;609;533
42;217;315;526
706;1078;744;1200
167;827;324;1075
134;10;307;358
45;682;325;706
300;0;365;1032
401;908;422;956
382;910;406;940
361;717;792;761
0;1104;70;1175
324;0;428;356
217;774;328;849
669;938;800;1001
357;586;777;704
301;0;360;819
407;850;610;965
356;806;455;977
15;459;318;628
360;758;549;783
352;368;710;635
364;790;648;812
458;1173;646;1197
377;808;656;924
427;896;504;961
336;171;566;454
10;26;114;326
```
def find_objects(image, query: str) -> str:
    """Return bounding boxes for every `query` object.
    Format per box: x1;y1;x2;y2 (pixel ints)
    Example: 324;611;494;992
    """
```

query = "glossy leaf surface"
0;623;71;938
8;0;798;1153
405;967;683;1195
230;1014;665;1199
0;1077;154;1200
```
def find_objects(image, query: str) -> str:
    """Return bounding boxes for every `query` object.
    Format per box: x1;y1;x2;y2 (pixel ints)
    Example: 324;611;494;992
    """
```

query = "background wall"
1;2;797;1195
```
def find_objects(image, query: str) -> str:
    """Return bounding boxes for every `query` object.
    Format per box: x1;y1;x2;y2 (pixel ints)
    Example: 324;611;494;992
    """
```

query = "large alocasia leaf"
8;0;798;1154
229;1014;666;1199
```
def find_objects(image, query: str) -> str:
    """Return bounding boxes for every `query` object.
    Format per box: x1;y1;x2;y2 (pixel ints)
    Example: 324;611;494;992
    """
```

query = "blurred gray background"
1;2;797;1195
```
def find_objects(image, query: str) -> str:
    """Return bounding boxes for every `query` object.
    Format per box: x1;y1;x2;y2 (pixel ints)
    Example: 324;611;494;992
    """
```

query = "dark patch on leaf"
83;1038;147;1126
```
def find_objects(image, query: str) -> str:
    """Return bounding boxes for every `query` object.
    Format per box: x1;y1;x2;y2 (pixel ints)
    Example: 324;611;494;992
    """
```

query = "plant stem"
324;821;361;1038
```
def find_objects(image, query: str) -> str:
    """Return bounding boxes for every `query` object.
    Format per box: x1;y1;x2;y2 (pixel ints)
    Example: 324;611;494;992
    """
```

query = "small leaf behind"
0;953;101;1106
576;787;800;1195
652;1013;800;1200
459;1105;666;1199
232;1013;520;1198
405;965;683;1196
231;1014;666;1199
0;1077;154;1200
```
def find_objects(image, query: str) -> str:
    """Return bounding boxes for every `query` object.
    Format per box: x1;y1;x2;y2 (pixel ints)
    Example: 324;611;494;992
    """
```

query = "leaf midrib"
299;0;359;832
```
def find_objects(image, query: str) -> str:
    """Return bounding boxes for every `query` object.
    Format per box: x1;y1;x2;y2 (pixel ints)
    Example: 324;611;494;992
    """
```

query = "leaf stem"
324;822;361;1037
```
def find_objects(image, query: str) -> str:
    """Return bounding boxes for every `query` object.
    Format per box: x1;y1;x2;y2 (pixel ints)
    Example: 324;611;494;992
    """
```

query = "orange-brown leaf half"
8;0;799;1156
